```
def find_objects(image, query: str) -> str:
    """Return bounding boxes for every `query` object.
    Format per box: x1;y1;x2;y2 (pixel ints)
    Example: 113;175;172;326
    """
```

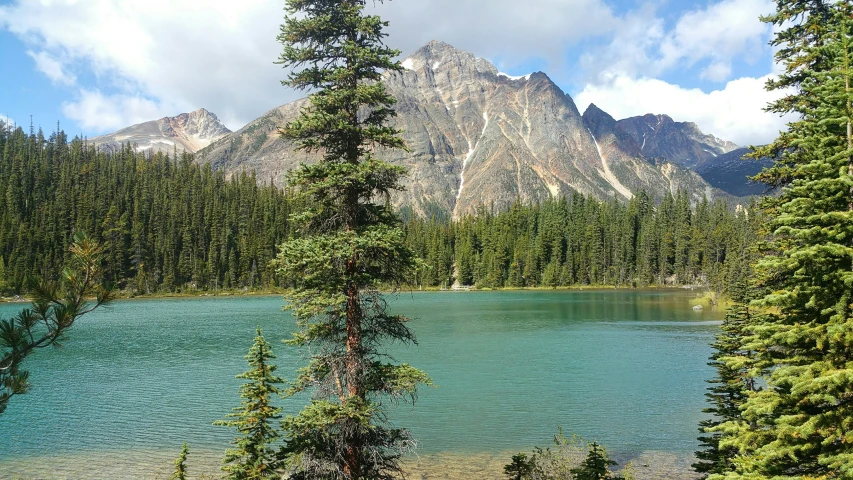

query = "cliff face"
199;41;735;217
694;148;773;197
613;113;739;169
581;104;717;200
91;108;231;154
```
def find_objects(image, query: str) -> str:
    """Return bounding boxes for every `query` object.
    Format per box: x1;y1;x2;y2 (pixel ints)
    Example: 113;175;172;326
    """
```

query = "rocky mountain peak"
199;40;745;217
401;40;500;79
91;108;231;155
613;112;739;169
582;104;617;132
639;113;673;131
157;108;231;145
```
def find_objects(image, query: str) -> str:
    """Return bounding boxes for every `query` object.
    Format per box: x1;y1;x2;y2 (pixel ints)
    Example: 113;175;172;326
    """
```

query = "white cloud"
0;0;294;133
0;114;15;127
0;0;622;134
579;5;665;81
582;0;773;82
26;50;76;86
573;0;786;146
575;74;795;146
700;62;732;82
372;0;618;71
61;90;173;132
657;0;773;79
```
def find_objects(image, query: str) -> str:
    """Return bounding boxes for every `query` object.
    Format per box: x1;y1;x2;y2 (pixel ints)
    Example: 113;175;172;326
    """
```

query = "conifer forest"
0;124;758;297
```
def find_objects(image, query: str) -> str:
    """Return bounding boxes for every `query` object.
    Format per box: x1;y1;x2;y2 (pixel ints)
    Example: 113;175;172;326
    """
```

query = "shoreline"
1;284;728;308
0;447;700;480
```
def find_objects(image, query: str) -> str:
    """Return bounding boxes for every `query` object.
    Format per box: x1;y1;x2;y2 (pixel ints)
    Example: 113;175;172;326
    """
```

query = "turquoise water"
0;290;720;478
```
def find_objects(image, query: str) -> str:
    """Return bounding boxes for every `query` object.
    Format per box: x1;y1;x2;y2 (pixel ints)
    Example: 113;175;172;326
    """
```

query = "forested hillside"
0;124;292;294
0;123;759;296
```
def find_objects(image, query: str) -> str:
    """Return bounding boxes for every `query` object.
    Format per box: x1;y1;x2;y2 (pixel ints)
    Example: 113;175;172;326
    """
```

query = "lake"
0;290;721;479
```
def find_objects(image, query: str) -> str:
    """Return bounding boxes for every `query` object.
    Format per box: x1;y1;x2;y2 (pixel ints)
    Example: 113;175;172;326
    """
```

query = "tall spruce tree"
216;328;283;479
753;0;843;188
713;2;853;477
693;304;758;478
273;1;430;479
694;214;763;478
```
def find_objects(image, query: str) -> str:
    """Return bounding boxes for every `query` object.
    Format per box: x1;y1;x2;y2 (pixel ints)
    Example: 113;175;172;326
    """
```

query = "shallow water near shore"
0;449;697;479
0;290;718;478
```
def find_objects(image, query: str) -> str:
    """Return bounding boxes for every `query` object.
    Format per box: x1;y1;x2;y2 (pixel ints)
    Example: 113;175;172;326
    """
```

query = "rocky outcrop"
91;108;231;154
614;113;739;169
199;41;738;217
581;104;717;200
694;148;773;197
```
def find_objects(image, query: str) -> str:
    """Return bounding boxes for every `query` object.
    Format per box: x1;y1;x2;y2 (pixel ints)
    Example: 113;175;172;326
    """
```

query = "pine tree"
570;442;627;480
693;304;757;478
694;208;763;478
0;256;8;295
0;233;113;414
169;443;189;480
753;0;844;188
713;2;853;477
215;328;283;479
273;1;430;478
503;453;534;480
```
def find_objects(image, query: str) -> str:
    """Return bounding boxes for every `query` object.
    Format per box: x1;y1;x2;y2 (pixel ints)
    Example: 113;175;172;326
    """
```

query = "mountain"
613;113;739;169
581;104;716;199
694;147;773;197
90;108;231;154
199;41;737;217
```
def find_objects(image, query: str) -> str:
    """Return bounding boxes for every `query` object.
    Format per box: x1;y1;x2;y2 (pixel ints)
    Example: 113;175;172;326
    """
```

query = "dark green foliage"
0;256;8;295
274;1;429;479
405;192;760;294
0;123;292;294
505;431;633;480
752;0;847;187
504;453;535;480
0;118;760;298
712;2;853;478
571;442;625;480
693;304;758;477
694;211;763;478
0;233;113;414
216;328;283;479
170;443;189;480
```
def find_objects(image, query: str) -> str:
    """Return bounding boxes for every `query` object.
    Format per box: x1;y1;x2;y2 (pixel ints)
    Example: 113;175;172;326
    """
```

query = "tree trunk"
344;32;363;474
345;274;362;399
847;70;852;212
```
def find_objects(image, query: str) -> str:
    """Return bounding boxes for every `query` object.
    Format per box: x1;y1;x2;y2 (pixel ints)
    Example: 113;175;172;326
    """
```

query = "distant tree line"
405;192;762;295
0;124;292;294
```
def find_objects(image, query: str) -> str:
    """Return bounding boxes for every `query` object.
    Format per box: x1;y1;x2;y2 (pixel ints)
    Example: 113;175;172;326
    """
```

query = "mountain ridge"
90;108;232;154
198;40;743;217
86;41;760;214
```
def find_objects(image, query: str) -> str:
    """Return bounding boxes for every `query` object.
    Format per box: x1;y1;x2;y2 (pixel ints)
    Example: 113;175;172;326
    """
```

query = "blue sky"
0;0;789;145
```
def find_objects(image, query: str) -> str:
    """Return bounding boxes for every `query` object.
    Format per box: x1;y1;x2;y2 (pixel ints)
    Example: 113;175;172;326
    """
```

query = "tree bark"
847;70;852;212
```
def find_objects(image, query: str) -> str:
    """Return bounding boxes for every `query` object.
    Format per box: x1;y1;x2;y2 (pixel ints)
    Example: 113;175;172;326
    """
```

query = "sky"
0;0;793;146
